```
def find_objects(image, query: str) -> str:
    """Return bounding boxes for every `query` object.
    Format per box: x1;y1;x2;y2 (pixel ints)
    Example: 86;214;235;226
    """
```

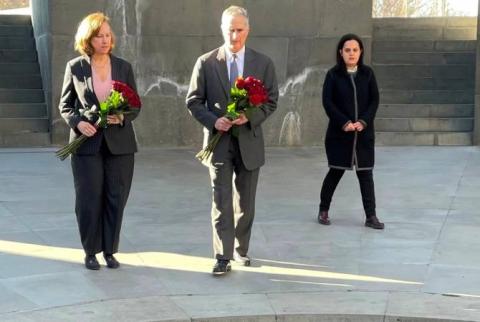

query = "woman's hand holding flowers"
107;114;124;125
56;81;141;161
77;121;97;137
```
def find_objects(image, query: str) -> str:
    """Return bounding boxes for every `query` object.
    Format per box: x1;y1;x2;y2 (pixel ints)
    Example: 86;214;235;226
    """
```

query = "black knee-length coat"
322;65;379;170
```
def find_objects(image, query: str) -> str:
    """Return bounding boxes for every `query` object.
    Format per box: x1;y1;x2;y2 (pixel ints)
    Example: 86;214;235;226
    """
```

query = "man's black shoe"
365;216;385;230
85;255;100;270
104;254;120;269
212;260;231;275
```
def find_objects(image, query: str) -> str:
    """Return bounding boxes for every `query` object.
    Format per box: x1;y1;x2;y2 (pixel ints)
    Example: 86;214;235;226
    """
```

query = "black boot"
318;210;331;225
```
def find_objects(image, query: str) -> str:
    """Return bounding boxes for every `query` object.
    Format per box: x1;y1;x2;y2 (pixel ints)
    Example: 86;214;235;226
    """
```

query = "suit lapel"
243;47;256;79
110;54;119;81
80;55;101;107
215;47;230;98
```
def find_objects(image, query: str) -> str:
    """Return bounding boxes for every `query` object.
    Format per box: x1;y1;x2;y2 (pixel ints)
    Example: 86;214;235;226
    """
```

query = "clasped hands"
77;114;124;137
214;113;248;132
344;121;364;132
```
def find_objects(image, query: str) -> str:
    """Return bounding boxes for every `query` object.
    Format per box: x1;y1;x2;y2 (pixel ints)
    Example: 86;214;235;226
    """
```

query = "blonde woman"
59;12;140;270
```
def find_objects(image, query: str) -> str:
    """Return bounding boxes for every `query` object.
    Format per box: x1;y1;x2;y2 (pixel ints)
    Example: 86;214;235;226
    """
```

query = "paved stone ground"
0;146;479;321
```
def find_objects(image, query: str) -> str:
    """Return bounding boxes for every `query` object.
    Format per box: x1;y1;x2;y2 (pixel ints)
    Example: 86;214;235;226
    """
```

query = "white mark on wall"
140;66;327;144
279;66;326;96
144;76;189;97
278;66;326;145
279;111;302;145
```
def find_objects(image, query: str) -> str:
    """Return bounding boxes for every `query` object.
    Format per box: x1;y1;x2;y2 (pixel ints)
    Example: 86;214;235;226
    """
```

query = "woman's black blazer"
59;54;140;155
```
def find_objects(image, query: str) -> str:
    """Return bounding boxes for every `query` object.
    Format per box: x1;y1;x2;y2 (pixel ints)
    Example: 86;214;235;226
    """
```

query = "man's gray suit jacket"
186;46;279;170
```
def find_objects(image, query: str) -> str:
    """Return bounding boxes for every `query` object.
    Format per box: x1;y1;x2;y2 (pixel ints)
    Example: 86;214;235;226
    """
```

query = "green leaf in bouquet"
100;101;109;113
226;101;239;119
236;96;249;112
109;90;124;110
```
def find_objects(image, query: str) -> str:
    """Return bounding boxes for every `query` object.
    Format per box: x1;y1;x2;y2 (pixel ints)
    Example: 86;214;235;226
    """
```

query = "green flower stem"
196;132;222;162
55;135;88;161
55;118;103;161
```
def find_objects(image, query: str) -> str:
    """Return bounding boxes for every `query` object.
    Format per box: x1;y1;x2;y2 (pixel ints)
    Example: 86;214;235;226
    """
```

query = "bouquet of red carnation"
196;76;269;162
56;80;141;161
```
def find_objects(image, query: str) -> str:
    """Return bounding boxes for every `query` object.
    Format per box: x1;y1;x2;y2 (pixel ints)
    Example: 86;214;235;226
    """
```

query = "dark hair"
336;33;364;69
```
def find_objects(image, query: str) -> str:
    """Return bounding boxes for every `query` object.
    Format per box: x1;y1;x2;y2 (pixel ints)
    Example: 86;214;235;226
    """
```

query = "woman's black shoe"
318;210;331;225
85;255;100;270
104;254;120;268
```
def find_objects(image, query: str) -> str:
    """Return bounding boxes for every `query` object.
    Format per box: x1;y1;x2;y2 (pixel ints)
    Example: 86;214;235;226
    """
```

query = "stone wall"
33;0;373;147
476;3;480;144
31;0;51;134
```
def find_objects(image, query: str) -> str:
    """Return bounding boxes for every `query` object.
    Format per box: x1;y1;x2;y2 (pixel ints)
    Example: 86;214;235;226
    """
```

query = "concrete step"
0;75;42;89
375;27;443;40
373;40;476;53
0;49;37;62
0;89;44;103
373;27;476;40
380;90;474;104
378;77;474;90
0;103;47;118
373;17;477;40
372;52;475;65
0;25;32;37
375;117;473;132
374;17;478;30
373;64;474;80
377;104;474;118
0;37;35;50
0;118;49;134
376;131;472;146
0;63;39;74
0;15;31;26
0;16;49;146
0;132;50;147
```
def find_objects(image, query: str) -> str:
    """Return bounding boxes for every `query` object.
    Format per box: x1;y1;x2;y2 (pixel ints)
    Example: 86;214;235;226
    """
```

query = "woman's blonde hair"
74;12;115;56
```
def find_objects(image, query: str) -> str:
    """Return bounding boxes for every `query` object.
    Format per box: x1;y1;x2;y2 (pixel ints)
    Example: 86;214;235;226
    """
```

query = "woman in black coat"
318;33;384;229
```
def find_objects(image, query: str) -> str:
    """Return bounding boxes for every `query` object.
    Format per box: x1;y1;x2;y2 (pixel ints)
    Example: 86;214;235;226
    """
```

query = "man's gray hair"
221;5;249;27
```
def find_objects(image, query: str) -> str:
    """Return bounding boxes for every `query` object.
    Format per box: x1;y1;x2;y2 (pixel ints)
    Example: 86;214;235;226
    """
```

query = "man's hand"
352;121;365;132
231;112;248;126
215;117;233;132
77;121;97;137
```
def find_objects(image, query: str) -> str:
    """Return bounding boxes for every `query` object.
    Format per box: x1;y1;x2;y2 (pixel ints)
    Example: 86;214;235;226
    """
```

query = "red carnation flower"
249;93;268;106
243;76;255;90
235;77;245;89
112;81;142;108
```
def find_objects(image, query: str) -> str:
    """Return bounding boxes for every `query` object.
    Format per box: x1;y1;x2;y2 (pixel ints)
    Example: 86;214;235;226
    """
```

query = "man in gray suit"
186;5;278;275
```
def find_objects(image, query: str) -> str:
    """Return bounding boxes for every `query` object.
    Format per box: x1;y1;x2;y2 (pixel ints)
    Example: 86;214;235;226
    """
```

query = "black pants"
319;168;376;217
71;138;134;255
